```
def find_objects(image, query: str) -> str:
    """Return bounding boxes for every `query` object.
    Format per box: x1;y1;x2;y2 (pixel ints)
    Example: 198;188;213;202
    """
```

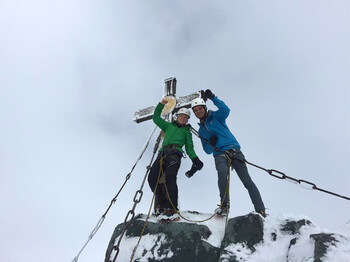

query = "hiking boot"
158;208;180;223
215;206;228;216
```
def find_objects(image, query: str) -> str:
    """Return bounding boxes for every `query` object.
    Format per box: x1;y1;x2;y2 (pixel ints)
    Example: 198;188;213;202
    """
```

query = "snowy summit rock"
105;212;350;262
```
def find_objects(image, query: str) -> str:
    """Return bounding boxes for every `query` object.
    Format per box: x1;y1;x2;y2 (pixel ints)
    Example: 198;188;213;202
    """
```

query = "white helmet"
177;108;191;118
191;98;206;109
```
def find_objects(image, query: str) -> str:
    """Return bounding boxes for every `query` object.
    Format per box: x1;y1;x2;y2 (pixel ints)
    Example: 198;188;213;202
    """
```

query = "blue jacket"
198;96;241;156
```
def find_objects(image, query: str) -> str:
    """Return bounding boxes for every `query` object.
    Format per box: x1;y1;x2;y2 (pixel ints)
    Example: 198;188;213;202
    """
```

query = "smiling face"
177;114;189;125
193;105;207;120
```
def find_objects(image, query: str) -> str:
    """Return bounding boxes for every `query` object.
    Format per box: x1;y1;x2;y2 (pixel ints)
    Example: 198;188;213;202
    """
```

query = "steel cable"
71;127;158;262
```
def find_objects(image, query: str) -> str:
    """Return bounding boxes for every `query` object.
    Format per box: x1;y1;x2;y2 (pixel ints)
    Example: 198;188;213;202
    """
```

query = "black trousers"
148;153;181;210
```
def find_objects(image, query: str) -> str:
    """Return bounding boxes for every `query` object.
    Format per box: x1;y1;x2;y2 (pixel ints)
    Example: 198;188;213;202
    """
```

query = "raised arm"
152;99;170;131
211;96;230;121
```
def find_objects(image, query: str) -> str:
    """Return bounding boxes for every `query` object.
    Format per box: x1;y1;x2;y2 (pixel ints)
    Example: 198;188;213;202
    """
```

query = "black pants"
148;153;181;210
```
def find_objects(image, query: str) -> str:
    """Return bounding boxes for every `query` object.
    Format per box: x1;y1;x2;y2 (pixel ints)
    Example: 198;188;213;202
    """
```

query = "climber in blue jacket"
191;89;266;217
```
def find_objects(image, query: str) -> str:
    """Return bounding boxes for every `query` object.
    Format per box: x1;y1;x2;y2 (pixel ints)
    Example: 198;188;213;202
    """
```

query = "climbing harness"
160;144;183;158
71;127;158;262
190;127;350;201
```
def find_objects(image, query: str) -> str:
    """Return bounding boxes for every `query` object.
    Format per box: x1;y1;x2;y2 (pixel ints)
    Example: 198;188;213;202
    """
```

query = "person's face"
193;105;206;120
177;114;189;125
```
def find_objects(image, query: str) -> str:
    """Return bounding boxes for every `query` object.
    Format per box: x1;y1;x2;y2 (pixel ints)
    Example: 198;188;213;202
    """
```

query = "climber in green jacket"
148;97;203;216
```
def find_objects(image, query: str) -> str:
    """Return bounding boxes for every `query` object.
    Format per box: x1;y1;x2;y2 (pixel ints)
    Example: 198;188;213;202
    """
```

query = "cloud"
1;1;349;262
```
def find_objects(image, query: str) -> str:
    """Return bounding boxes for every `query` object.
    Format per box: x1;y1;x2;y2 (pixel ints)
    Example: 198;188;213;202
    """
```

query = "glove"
185;157;204;178
205;89;215;99
192;157;204;170
209;134;218;146
185;169;195;178
200;90;208;102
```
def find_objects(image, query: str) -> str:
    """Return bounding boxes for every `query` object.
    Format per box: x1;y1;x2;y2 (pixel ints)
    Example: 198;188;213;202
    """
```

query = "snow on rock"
105;211;350;262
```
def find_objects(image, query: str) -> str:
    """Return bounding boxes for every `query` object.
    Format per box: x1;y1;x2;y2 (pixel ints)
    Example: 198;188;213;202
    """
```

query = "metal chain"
71;127;158;262
110;132;162;262
103;126;158;215
190;127;350;202
129;158;164;262
244;160;350;201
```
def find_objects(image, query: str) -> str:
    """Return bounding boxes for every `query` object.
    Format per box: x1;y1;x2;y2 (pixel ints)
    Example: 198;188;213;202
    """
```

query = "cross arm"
133;91;202;123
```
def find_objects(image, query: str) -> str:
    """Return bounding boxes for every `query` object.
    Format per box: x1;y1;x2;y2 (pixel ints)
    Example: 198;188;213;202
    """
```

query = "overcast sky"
1;1;350;262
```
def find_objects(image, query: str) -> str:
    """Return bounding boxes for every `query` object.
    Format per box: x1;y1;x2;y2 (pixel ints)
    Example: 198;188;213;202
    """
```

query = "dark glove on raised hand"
205;89;215;99
185;157;204;178
209;134;218;146
200;90;208;102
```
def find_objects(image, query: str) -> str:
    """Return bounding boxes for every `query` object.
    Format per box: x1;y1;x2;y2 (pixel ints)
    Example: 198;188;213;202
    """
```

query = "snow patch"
110;233;173;262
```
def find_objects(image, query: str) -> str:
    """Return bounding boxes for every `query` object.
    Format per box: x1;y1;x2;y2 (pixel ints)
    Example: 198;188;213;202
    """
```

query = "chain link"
267;169;286;179
133;190;143;203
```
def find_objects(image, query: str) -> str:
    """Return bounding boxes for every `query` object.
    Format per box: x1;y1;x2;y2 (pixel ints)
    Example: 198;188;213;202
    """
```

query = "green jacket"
153;103;197;160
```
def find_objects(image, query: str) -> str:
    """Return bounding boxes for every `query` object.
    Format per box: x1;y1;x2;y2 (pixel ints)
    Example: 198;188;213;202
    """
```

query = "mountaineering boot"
158;208;180;223
214;206;228;217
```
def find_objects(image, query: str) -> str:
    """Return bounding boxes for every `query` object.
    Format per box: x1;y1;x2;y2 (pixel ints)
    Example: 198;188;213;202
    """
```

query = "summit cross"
133;77;202;123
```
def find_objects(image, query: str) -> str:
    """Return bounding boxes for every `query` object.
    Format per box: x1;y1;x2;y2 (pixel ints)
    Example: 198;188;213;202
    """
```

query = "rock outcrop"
105;212;349;262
